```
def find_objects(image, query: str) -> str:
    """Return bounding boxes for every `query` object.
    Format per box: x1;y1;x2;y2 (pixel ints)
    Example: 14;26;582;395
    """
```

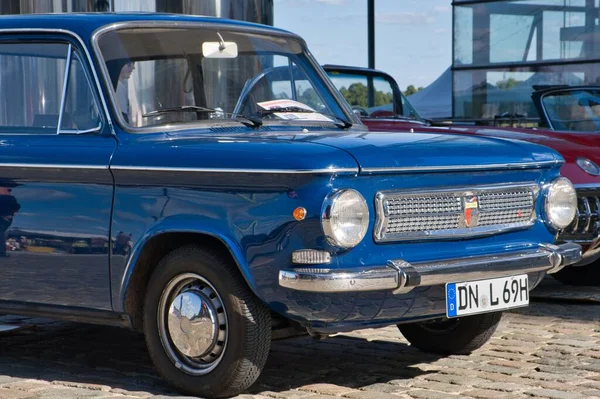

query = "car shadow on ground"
0;320;442;396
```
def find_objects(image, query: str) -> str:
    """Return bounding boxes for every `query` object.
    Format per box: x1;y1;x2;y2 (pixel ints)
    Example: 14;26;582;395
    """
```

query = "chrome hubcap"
158;273;228;375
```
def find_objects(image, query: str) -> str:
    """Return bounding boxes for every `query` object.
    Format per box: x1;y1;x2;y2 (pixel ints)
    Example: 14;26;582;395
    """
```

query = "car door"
0;34;116;310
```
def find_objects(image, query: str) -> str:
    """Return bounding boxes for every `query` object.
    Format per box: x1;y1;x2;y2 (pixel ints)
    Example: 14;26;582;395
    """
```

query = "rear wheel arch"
121;231;256;331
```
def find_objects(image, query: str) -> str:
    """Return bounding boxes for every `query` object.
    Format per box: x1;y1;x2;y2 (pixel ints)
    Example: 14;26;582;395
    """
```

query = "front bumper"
279;242;582;293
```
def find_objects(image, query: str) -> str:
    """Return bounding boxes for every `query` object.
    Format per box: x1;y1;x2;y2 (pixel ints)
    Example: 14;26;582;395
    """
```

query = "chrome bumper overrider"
278;243;582;293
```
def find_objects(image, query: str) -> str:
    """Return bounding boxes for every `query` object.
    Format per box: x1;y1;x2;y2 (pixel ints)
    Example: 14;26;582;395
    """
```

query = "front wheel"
398;312;502;355
143;245;271;398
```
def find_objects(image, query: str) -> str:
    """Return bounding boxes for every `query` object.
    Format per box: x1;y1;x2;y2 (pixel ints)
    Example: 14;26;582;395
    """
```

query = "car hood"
274;130;562;173
433;126;600;184
129;129;561;175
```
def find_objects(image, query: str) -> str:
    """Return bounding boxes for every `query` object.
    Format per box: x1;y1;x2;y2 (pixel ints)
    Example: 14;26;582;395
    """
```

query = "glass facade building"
453;0;600;122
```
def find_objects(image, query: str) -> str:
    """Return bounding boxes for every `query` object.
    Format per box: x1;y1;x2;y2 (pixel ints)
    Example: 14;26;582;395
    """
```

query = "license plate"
446;274;529;318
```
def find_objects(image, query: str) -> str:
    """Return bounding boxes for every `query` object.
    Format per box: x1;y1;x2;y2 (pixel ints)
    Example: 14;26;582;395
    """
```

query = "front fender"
113;215;254;313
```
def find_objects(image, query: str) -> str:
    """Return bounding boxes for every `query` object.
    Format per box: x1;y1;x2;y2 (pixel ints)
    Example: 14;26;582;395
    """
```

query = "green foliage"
403;85;423;96
339;83;393;107
496;78;523;90
297;87;322;108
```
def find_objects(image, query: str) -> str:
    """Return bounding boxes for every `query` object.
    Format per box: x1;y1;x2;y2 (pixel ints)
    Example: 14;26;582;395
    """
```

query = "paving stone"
524;388;583;399
356;383;407;394
0;388;38;398
463;388;519;398
342;391;405;399
471;381;524;392
261;390;313;398
299;384;358;396
405;389;460;399
409;381;464;394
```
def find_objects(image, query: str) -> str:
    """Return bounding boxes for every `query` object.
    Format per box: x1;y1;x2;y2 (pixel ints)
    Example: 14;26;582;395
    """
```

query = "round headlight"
576;157;600;176
322;189;369;248
545;177;577;230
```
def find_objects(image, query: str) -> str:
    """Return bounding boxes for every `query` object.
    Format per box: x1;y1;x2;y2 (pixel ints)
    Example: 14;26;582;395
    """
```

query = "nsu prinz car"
0;13;581;398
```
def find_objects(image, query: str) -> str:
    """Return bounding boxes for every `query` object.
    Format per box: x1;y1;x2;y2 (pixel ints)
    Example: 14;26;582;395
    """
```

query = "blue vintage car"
0;13;582;398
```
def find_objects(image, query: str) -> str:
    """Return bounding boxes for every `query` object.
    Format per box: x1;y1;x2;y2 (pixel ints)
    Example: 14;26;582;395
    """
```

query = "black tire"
551;262;600;286
398;312;502;355
143;244;271;398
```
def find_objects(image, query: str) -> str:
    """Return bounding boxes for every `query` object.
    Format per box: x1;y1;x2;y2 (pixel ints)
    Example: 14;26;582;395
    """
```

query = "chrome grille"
374;184;539;242
560;187;600;243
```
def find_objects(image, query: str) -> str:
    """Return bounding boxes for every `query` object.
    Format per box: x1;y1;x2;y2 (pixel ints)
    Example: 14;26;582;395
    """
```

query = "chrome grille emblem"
463;195;480;228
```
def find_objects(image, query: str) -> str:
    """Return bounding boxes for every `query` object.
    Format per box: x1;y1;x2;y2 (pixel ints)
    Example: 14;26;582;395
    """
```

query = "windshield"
542;89;600;132
325;70;422;121
96;26;351;130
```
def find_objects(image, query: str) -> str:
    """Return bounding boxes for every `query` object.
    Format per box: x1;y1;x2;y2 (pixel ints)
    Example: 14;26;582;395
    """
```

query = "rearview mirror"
202;41;238;58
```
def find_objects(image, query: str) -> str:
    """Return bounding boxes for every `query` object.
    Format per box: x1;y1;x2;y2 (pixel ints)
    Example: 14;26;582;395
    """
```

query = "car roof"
0;12;296;41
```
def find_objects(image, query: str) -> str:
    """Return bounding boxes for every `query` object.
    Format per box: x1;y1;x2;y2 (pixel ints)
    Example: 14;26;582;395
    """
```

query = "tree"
496;78;523;90
338;83;394;107
403;85;423;96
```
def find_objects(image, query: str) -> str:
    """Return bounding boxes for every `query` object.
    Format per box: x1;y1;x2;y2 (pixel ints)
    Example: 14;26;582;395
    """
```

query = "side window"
0;42;67;132
61;51;102;132
0;41;101;134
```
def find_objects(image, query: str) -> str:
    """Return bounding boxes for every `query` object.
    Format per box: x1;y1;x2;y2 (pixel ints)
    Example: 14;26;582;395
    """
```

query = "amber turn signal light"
293;207;307;221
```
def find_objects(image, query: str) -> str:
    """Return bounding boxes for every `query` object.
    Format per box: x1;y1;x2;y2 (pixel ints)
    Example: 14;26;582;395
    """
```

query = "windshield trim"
91;21;360;134
537;86;600;131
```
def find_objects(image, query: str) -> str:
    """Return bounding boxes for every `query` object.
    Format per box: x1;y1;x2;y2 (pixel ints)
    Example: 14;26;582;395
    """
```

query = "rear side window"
0;41;101;134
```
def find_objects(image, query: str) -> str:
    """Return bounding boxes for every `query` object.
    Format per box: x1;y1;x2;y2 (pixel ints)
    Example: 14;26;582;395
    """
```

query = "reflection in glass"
542;88;600;131
454;0;600;66
327;71;423;121
453;63;600;120
0;43;67;132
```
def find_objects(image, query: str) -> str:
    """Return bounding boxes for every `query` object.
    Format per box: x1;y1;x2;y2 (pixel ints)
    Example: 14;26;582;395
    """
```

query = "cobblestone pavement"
0;297;599;399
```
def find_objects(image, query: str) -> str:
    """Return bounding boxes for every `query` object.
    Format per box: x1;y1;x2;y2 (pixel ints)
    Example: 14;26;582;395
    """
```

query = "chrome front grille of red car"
561;187;600;243
374;183;539;242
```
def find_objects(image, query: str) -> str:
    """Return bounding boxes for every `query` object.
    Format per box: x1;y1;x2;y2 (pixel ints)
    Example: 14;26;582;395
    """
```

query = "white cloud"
376;12;435;25
433;5;451;13
315;0;347;4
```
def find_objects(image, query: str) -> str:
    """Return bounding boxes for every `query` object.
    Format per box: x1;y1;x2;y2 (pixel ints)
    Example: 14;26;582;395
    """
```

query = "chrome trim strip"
374;183;539;242
583;197;592;232
361;160;560;174
59;125;103;135
574;183;600;190
278;242;582;293
0;28;114;133
571;207;580;233
0;163;108;170
110;165;358;174
56;44;73;135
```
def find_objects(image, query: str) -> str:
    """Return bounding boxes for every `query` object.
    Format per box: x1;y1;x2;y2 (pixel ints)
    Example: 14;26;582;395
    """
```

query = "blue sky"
274;0;452;92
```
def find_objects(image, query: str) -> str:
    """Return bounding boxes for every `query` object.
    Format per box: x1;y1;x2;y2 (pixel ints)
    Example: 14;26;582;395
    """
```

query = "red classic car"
324;65;600;286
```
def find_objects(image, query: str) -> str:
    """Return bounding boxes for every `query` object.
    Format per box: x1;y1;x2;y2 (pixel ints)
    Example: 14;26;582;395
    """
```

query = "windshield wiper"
143;105;217;117
252;106;353;129
233;115;263;128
